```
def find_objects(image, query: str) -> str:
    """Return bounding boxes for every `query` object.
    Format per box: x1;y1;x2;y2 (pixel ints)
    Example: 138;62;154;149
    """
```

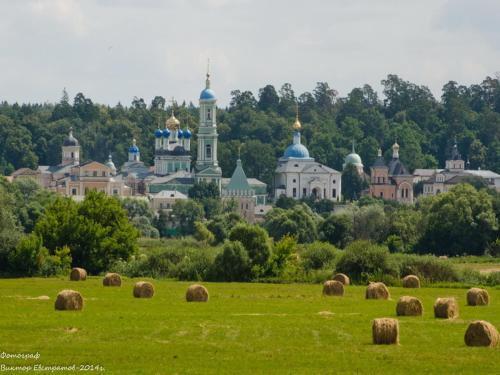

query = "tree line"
1;75;499;190
0;175;498;279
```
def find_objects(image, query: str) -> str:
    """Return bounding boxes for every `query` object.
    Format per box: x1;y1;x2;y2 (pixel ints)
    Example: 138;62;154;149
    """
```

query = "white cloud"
29;0;88;36
0;0;498;106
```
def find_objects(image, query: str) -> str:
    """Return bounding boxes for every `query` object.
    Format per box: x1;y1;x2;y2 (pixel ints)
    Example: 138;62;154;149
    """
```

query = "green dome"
344;152;363;166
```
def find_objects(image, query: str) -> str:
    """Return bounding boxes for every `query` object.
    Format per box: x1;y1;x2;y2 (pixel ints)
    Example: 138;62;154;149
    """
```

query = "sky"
1;0;499;107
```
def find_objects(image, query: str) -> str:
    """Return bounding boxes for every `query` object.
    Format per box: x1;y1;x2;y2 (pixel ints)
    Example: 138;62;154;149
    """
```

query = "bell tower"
195;65;222;190
62;127;80;165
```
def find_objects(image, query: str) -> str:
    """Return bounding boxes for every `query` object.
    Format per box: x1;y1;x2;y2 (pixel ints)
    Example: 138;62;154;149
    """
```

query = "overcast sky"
1;0;499;107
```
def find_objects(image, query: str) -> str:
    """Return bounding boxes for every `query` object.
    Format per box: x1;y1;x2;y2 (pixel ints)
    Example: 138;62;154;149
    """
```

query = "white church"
274;112;342;201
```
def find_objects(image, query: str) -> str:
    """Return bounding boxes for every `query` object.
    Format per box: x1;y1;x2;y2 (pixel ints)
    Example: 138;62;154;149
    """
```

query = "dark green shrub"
109;255;149;278
300;241;339;270
268;235;297;277
174;251;215;281
8;233;43;276
367;271;400;287
319;213;353;248
8;234;72;277
392;254;460;282
211;241;252;281
35;192;139;274
486;271;500;286
385;235;404;253
263;204;318;243
193;221;215;245
37;246;72;277
229;223;271;270
486;238;500;257
335;240;397;283
458;268;485;285
110;243;219;280
206;212;243;244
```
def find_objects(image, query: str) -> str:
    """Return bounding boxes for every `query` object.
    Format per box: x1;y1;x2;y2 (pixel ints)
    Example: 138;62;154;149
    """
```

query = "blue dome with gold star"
284;143;310;159
200;88;216;100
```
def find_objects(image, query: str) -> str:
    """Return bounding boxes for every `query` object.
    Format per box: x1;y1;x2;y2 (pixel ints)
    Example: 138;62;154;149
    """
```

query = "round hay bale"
322;280;344;296
54;290;83;311
466;288;489;306
402;275;420;288
365;282;390;300
332;273;350;286
186;284;209;302
433;297;459;319
69;267;87;281
372;318;399;345
103;273;122;287
133;281;154;298
396;296;423;316
464;320;499;347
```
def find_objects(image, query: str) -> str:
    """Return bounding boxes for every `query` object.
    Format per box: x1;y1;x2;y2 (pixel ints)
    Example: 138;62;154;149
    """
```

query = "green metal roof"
226;159;252;192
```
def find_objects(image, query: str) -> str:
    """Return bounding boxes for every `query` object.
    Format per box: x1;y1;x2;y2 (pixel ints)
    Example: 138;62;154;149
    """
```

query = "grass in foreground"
0;278;499;374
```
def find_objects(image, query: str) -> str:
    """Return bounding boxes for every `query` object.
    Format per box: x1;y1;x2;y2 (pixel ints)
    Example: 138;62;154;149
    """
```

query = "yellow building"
11;129;131;199
55;160;131;198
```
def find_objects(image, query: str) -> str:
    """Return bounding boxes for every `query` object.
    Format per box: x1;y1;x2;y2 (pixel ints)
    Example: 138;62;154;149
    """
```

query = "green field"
0;278;499;374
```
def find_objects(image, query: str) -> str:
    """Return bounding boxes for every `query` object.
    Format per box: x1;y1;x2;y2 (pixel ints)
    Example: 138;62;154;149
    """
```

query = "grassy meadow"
0;278;499;374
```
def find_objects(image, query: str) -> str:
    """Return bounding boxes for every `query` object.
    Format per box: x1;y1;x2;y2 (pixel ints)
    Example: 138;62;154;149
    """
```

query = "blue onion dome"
183;128;192;139
177;129;184;138
162;128;171;138
284;144;310;159
154;128;163;138
129;138;139;153
200;88;216;100
200;73;216;101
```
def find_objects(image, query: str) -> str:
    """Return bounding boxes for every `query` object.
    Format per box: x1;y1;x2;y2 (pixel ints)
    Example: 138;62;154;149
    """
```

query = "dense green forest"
1;74;499;188
1;176;499;280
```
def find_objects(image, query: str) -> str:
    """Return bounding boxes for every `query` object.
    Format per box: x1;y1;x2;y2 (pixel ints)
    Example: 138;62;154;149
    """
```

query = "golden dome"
293;116;302;130
166;111;180;129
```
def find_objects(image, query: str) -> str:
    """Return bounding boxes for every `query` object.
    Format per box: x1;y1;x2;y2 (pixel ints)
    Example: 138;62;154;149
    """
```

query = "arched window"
206;144;212;159
207;108;211;120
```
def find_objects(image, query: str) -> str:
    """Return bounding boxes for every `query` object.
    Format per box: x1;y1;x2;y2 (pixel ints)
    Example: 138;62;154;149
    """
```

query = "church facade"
368;142;414;203
153;111;192;176
422;141;500;195
144;72;226;195
11;128;132;199
274;113;342;201
10;71;269;211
